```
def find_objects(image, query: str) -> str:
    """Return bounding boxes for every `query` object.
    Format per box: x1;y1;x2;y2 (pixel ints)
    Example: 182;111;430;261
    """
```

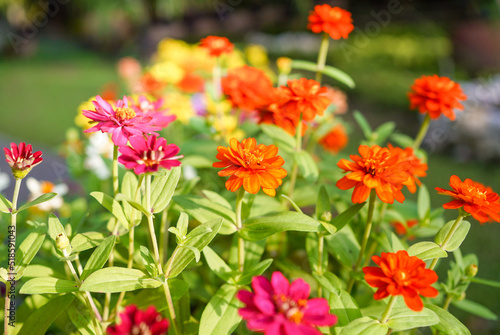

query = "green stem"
159;209;169;265
315;33;330;83
317;233;325;297
429;214;464;270
381;295;397;324
443;295;453;311
4;178;21;335
412;114;431;150
114;226;135;320
348;190;377;293
163;281;181;335
235;188;245;272
287;115;303;199
112;145;119;195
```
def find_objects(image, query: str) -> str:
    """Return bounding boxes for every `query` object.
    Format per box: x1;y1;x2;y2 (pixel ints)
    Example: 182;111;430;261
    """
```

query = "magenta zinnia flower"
4;142;43;179
237;272;337;334
106;305;169;335
83;95;161;146
118;135;182;174
131;95;176;128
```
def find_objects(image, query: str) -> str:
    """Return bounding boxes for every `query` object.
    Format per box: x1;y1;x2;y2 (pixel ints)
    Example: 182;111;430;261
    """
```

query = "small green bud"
465;264;478;277
321;211;332;222
55;233;70;250
458;292;466;301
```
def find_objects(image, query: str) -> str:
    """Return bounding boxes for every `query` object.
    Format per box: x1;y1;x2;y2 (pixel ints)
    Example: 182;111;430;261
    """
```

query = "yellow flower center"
41;181;54;194
274;294;307;324
394;270;408;284
115;107;136;121
243;149;264;166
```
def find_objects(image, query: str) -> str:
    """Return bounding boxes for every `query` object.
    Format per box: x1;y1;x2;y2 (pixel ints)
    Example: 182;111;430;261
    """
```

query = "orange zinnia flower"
408;75;467;121
213;138;287;196
388;144;427;193
363;250;439;312
140;72;166;96
199;36;233;57
283;78;330;122
176;72;205;93
392;219;418;240
435;175;500;223
319;125;348;154
307;4;354;40
222;66;274;111
336;145;411;204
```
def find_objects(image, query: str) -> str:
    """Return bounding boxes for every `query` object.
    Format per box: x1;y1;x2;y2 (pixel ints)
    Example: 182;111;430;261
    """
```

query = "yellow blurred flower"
149;61;185;85
164;92;195;124
277;57;292;75
206;96;233;115
246;44;269;68
75;98;95;130
222;49;246;69
155;39;192;65
213;113;245;143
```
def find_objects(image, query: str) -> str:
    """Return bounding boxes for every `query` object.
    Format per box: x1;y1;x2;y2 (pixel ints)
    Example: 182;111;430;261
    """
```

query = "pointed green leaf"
260;124;295;153
0;193;11;213
418;184;430;221
139;245;158;277
386;307;439;330
330;289;362;328
176;212;189;238
15;192;57;213
47;213;71;256
90;191;129;229
353;111;372;140
426;304;471;335
316;186;330;220
325;226;360;267
294;151;319;183
339;317;388;335
185;245;201;262
70;232;106;254
116;193;150;217
280;195;303;213
331;202;366;232
80;235;116;281
291;59;355;88
407;241;447;260
435;220;471;252
237;259;273;285
372;122;396;145
20;277;79;294
314;272;342;296
452;299;498;320
121;171;140;221
201;190;233;210
203;246;232;282
80;267;162;293
15;231;46;280
67;297;97;335
469;277;500;288
199;284;242;335
306;232;327;274
239;211;321;241
151;166;181;213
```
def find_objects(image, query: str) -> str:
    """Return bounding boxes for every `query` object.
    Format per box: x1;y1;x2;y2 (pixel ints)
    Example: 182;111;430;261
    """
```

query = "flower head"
392;219;419;240
4;142;43;179
336;145;411;204
435;175;500;223
213;138;287;196
140;72;166;96
199;36;234;57
118;135;182;175
106;305;169;335
307;4;354;40
176;72;205;93
283;78;330;122
388;144;427;193
319;125;348;154
363;250;439;311
130;95;176;128
83;95;161;146
237;272;337;334
408;75;467;121
26;178;68;211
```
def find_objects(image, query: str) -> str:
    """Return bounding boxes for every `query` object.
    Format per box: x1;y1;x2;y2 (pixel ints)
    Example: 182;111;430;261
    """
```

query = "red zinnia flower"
199;36;234;57
336;145;411;204
388;144;427;193
363;250;439;311
435;175;500;223
282;78;330;122
106;305;169;335
237;271;337;334
118;135;182;175
392;219;419;240
83;95;161;146
222;65;274;111
319;125;348;154
4;142;43;179
307;4;354;40
408;75;467;121
213;138;287;196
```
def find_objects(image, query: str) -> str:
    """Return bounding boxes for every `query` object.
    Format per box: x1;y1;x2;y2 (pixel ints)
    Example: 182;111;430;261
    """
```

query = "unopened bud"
458;292;466;301
277;57;292;75
465;264;478;278
55;233;70;250
321;211;332;222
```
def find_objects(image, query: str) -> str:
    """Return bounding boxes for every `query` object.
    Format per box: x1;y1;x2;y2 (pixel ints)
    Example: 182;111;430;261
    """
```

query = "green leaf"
80;235;116;281
435;220;471;252
260;124;296;153
316;186;330;220
390;133;415;148
291;59;355;88
469;277;500;288
372;122;396;145
306;232;327;274
15;231;46;280
15;192;57;213
116;193;150;217
203;247;232;282
331;202;366;232
47;213;71;255
17;294;75;335
182;155;213;168
353;111;372;140
123;279;190;311
237;259;273;285
386;306;439;331
199;284;242;335
139;245;159;277
71;232;106;254
280;195;303;214
330;289;362;328
67;297;97;335
239;211;321;241
90;191;129;229
389;232;406;252
80;267;162;293
294;151;319;183
339;317;388;335
452;299;498;320
426;304;471;335
313;272;342;296
418;184;430;221
20;277;79;294
150;166;181;213
245;240;266;268
325;226;360;267
201;190;233;210
176;212;189;237
173;195;237;235
121;171;140;221
407;241;447;260
0;193;11;213
165;218;223;278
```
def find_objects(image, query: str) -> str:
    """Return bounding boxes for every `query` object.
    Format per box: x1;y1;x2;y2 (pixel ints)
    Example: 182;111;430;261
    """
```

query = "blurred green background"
1;0;500;333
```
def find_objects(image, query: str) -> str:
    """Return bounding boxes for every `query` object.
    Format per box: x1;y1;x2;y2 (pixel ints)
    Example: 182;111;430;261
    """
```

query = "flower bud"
277;57;292;75
55;233;70;250
321;211;332;222
465;264;478;278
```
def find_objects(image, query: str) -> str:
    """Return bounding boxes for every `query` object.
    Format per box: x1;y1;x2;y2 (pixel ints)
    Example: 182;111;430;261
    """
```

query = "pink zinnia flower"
83;95;161;146
106;305;169;335
118;135;182;174
4;142;43;179
237;272;337;334
131;95;176;128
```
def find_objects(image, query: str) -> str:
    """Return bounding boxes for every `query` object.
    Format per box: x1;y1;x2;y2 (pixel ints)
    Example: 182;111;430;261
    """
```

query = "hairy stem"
380;295;397;324
235;188;245;272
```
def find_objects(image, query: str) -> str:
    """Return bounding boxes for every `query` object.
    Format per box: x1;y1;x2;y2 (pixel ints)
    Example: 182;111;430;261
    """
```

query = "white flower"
26;178;68;211
84;133;114;180
0;169;10;193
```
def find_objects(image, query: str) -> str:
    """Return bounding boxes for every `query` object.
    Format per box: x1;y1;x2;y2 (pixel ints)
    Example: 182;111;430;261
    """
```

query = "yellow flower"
155;38;192;64
222;49;246;69
149;61;185;85
164;92;195;124
246;44;269;68
75;98;96;130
